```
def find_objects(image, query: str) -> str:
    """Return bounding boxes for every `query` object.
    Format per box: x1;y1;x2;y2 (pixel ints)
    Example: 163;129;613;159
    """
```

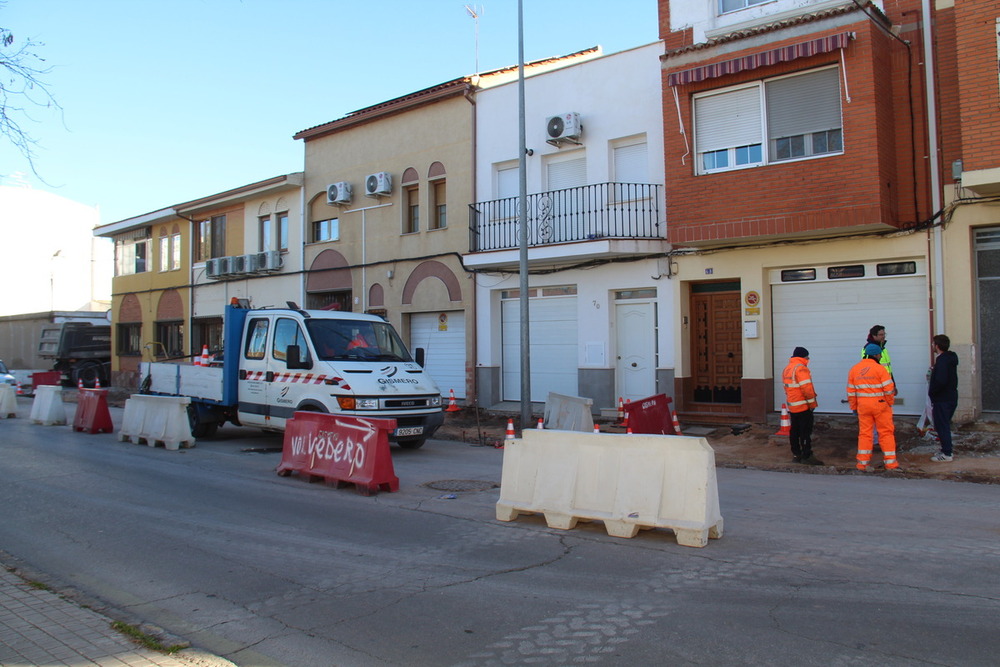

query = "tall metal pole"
517;0;531;427
921;0;944;334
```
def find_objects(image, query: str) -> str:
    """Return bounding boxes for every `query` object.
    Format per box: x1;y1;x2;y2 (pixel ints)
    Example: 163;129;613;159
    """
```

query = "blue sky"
0;0;658;225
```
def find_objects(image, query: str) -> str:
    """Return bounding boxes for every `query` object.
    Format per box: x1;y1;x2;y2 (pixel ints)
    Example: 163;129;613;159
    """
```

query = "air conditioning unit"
256;250;283;272
217;256;235;276
241;253;258;273
205;257;222;279
546;112;582;144
230;255;246;275
326;181;352;205
364;171;392;197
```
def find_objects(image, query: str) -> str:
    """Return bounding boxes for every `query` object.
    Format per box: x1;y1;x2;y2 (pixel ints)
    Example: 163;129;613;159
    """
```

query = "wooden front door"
691;285;742;404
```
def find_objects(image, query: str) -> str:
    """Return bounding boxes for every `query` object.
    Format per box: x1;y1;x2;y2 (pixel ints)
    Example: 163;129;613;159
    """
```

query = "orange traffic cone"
95;377;101;389
505;418;516;440
623;400;630;428
593;423;600;433
536;417;544;429
775;404;791;436
77;377;84;390
626;426;634;435
445;389;461;412
615;397;625;425
671;410;683;436
15;382;23;396
200;345;210;367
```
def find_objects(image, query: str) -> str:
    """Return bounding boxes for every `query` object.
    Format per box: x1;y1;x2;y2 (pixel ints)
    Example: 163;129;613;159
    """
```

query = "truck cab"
233;308;443;447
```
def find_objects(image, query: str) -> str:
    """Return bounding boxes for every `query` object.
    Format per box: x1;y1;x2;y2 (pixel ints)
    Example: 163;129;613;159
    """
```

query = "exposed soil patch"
436;407;1000;484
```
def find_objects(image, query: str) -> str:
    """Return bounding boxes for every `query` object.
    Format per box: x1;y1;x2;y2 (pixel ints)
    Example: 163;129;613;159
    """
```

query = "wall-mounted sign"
745;291;760;307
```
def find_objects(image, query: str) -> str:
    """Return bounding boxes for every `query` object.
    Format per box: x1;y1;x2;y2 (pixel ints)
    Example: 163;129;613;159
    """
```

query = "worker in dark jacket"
928;334;959;462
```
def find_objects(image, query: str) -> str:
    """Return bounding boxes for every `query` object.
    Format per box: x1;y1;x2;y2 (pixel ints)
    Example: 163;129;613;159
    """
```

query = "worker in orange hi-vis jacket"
782;346;823;466
847;343;899;471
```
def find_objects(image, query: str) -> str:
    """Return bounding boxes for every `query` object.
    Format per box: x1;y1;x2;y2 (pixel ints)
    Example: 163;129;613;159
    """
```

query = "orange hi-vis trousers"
856;399;897;469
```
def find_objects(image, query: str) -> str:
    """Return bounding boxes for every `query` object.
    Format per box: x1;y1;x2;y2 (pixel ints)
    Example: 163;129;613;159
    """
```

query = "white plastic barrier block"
29;385;67;425
0;384;17;418
542;392;594;432
496;429;724;548
118;394;195;450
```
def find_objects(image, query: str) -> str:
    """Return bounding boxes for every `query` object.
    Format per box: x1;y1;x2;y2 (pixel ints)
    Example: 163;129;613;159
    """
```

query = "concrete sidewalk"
0;565;232;667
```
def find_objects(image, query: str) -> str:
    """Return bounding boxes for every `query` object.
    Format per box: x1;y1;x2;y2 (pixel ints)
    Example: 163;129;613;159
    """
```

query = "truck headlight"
342;397;378;410
429;395;442;407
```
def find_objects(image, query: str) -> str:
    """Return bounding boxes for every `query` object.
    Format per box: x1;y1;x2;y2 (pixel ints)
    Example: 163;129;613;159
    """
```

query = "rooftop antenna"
465;4;483;75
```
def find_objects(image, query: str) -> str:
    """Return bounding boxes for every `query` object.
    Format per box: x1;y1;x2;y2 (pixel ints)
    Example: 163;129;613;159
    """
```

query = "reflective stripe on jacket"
782;356;817;413
847;358;896;411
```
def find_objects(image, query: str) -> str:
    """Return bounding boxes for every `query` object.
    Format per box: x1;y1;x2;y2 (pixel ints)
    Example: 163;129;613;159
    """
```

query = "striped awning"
667;32;855;87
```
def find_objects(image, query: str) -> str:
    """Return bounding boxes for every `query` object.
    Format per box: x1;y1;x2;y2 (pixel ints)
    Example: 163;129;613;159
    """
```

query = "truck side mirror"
415;347;425;367
286;345;312;370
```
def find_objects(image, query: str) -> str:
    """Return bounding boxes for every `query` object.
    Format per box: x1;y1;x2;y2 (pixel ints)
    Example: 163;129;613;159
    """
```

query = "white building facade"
468;42;671;412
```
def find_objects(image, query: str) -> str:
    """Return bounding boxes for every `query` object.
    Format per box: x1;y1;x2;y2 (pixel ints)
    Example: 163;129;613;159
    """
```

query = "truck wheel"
187;405;219;438
74;362;101;389
397;439;426;450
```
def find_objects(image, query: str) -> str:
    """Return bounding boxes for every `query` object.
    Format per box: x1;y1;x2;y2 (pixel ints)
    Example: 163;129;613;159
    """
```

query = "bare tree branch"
0;20;61;176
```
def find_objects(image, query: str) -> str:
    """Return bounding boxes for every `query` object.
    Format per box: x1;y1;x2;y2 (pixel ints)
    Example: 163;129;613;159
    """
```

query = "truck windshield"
306;319;413;363
0;360;8;374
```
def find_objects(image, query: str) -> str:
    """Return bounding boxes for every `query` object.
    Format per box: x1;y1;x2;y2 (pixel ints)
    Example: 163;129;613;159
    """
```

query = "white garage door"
410;311;466;399
771;262;929;415
502;292;578;402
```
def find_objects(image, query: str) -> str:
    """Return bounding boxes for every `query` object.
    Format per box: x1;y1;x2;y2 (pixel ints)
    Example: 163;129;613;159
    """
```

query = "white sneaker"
930;452;953;462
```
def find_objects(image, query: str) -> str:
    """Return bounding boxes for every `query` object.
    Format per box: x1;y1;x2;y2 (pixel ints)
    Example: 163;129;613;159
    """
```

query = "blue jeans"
931;400;957;456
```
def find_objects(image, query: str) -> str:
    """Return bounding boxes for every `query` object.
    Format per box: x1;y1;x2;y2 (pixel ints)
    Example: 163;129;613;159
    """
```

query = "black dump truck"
38;322;112;388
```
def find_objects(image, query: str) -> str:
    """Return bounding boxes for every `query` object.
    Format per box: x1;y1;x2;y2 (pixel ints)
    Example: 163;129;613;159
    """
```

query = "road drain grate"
423;479;499;492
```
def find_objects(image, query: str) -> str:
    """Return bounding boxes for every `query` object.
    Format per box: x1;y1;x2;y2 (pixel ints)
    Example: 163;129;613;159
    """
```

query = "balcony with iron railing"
467;183;665;267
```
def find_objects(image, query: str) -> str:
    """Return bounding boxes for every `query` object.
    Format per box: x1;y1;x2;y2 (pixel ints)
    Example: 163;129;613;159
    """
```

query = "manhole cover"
423;479;499;492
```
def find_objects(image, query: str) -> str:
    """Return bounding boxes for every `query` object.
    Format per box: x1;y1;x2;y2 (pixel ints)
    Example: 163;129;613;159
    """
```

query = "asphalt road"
1;398;999;666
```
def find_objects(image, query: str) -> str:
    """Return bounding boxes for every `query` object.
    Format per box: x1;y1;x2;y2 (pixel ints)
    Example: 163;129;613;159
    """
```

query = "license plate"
395;426;424;436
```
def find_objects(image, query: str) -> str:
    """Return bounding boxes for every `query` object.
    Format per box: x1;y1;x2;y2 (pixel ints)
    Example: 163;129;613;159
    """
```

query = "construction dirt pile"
435;408;1000;485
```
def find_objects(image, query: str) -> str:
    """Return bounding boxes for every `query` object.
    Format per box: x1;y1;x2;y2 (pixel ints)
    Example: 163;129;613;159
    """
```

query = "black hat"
793;346;809;358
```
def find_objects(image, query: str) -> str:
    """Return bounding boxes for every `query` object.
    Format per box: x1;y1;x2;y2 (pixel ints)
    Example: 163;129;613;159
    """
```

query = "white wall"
475;42;665;205
0;184;111;316
473;42;674;375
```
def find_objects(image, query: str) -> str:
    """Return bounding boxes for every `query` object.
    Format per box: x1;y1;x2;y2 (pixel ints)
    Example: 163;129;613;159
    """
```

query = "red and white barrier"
276;412;399;495
73;388;114;434
623;394;675;435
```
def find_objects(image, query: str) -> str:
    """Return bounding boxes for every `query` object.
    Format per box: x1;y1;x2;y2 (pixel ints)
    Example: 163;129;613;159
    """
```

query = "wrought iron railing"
468;182;663;252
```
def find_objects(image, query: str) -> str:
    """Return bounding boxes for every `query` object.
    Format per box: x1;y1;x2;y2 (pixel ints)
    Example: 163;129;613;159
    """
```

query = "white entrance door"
501;294;578;402
615;300;656;402
771;266;928;415
410;311;466;399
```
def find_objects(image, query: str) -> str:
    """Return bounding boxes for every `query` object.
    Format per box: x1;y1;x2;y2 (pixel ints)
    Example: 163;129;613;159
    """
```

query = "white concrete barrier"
496;429;724;548
0;384;17;418
29;385;67;425
118;394;195;450
542;392;594;432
